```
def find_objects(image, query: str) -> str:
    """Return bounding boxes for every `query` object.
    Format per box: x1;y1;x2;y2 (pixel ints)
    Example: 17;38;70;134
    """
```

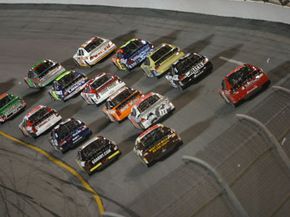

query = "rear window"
174;54;202;74
54;71;81;90
29;107;49;124
228;66;258;88
79;138;111;161
107;88;133;108
84;38;104;52
121;39;144;57
139;126;171;149
91;75;111;90
137;94;160;113
151;45;172;62
30;60;54;76
0;95;12;108
55;119;80;140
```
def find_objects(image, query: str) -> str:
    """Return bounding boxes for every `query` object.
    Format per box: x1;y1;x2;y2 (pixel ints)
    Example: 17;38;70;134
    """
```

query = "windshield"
0;95;12;108
151;45;171;62
107;88;132;109
29;107;49;124
30;60;54;77
120;39;144;57
174;54;202;74
84;37;104;52
79;138;111;161
139;126;171;149
91;75;110;90
137;94;160;113
55;119;80;140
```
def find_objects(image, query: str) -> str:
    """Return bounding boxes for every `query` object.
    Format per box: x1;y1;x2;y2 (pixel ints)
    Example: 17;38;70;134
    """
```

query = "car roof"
25;104;46;118
225;64;256;78
80;36;105;48
134;92;156;108
79;135;104;150
137;124;163;140
55;70;73;81
119;38;139;49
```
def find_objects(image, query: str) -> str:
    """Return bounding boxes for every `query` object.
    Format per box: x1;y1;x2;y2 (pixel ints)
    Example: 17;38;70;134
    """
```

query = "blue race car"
50;118;92;153
112;38;153;70
49;70;88;101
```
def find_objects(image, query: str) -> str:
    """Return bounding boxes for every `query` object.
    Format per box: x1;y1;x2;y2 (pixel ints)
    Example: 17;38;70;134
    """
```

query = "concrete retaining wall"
0;0;289;24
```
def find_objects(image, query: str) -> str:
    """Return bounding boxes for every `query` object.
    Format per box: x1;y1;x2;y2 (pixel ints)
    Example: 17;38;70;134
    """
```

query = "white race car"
128;92;175;130
81;72;126;105
19;105;62;138
73;36;116;67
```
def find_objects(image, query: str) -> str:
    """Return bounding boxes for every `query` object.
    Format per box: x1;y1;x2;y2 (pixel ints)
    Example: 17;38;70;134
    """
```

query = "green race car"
24;59;66;88
0;93;26;123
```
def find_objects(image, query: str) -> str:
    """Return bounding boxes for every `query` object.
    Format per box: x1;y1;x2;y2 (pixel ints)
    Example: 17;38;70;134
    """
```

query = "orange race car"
103;86;142;122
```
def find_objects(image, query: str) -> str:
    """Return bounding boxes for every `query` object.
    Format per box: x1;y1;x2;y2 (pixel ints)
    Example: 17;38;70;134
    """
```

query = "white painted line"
219;56;244;66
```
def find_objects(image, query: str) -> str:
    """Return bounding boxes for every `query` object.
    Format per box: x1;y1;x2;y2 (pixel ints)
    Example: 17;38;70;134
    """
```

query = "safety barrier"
0;0;289;24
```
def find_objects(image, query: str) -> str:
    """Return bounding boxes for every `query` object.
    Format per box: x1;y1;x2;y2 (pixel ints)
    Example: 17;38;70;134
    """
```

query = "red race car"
219;64;270;107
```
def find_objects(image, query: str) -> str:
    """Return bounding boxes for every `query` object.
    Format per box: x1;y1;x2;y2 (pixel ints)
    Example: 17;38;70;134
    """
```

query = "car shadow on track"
88;116;111;134
61;57;79;70
22;87;47;108
184;34;214;53
58;99;85;120
112;29;138;46
211;43;243;72
0;78;16;93
172;85;204;113
180;116;214;145
152;29;181;45
267;60;290;84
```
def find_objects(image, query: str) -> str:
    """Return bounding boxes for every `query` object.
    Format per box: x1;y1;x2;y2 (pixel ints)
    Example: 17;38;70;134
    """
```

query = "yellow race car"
141;43;185;77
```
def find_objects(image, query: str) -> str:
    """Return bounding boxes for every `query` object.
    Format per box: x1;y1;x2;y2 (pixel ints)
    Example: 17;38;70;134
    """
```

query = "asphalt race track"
0;4;290;217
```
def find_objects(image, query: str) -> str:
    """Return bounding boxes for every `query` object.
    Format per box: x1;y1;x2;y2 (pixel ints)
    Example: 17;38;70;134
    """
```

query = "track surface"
0;4;290;217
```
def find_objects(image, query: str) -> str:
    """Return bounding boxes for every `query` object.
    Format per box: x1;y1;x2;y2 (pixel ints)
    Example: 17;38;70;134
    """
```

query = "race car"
19;105;62;138
141;43;185;77
76;136;121;175
81;72;126;105
134;124;183;167
49;70;88;101
73;36;116;67
128;92;175;130
112;38;153;70
24;59;66;88
50;118;92;153
165;52;213;89
0;93;26;123
102;86;142;122
219;64;270;107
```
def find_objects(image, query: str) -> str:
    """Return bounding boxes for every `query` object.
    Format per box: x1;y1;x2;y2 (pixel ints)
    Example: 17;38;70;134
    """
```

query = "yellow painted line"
0;130;105;215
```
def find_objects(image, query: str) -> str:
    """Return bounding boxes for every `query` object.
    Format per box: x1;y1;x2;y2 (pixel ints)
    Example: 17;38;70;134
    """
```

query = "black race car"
134;124;183;167
50;118;92;153
165;52;212;89
77;136;121;175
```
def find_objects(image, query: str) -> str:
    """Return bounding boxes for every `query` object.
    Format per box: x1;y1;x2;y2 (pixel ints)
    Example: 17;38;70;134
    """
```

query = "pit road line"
0;130;105;216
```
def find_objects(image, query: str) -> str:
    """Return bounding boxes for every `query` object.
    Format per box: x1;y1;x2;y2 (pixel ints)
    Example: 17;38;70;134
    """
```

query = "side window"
131;108;137;117
28;71;36;79
78;49;84;56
